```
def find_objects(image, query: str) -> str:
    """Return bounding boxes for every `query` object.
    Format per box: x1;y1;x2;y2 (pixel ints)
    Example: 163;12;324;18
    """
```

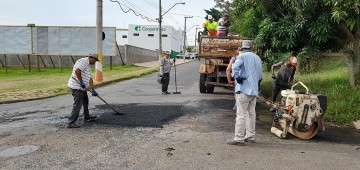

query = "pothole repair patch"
0;145;39;157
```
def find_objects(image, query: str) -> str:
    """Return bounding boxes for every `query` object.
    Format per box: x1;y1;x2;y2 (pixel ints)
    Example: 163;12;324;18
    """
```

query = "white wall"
127;24;184;53
116;29;128;46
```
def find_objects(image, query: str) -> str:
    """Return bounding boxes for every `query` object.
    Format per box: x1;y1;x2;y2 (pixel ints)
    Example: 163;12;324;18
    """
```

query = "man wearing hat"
202;15;218;36
160;51;174;95
270;56;298;111
67;53;99;128
228;40;263;145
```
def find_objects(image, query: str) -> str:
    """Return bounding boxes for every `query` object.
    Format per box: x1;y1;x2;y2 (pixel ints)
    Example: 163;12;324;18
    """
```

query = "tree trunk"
347;39;360;88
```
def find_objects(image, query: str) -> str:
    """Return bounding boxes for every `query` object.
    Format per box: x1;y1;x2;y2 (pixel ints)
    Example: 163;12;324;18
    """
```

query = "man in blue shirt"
228;40;263;145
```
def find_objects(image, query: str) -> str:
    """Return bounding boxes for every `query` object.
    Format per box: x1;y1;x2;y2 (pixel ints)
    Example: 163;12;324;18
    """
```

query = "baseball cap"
289;56;297;67
88;53;99;61
208;15;213;20
241;40;253;50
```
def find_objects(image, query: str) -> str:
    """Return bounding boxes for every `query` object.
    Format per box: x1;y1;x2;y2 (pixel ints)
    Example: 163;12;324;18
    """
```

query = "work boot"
226;139;245;146
84;115;97;122
67;123;81;128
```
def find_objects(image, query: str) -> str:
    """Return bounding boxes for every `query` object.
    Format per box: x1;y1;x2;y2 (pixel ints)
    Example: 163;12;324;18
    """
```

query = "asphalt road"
0;60;359;170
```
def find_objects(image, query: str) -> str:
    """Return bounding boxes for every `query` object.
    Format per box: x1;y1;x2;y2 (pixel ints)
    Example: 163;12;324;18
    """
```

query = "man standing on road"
228;40;263;145
160;51;174;95
67;53;99;128
270;56;297;111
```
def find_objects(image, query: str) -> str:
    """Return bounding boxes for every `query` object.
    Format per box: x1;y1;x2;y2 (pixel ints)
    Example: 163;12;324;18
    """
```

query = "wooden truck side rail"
198;35;244;58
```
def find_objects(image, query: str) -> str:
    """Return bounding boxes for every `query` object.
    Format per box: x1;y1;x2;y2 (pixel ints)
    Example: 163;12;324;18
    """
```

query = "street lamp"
186;24;199;33
183;16;193;62
158;1;185;60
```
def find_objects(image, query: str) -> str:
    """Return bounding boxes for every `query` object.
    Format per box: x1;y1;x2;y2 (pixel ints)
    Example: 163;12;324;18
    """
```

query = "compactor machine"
270;82;327;139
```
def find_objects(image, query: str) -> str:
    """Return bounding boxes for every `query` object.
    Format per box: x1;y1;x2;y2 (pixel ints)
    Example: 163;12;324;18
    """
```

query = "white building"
116;28;128;46
116;25;185;56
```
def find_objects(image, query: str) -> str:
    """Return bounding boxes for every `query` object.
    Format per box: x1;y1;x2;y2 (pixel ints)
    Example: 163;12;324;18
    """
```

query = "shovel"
172;58;181;94
86;89;125;115
72;77;125;115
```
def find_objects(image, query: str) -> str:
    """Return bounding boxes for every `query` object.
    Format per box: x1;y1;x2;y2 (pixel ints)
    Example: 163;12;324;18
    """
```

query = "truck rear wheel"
199;74;206;93
206;77;215;93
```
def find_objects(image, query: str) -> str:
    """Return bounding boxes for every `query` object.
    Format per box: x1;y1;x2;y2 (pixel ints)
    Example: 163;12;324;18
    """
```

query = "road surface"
0;60;359;169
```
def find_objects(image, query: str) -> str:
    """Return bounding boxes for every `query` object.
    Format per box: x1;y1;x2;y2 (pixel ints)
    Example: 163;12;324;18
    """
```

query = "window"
122;35;127;38
133;33;139;36
162;34;168;37
148;34;154;37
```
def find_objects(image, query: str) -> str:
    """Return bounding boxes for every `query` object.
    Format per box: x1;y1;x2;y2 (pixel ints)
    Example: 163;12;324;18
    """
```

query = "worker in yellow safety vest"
202;15;218;36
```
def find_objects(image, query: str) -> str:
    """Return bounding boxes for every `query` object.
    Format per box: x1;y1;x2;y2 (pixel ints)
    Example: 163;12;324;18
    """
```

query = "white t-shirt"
68;57;92;90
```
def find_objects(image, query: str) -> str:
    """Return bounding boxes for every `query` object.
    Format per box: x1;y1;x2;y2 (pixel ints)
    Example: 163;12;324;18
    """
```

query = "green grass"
260;57;360;124
0;65;159;103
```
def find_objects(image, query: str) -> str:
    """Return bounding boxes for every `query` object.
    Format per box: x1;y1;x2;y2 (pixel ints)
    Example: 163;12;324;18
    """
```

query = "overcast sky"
0;0;216;45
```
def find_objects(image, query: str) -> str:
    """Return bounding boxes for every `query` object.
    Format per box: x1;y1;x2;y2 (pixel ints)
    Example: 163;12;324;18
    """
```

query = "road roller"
270;81;327;139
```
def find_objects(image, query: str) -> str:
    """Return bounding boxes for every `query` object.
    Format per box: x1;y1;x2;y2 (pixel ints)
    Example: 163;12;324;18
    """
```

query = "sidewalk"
134;59;193;68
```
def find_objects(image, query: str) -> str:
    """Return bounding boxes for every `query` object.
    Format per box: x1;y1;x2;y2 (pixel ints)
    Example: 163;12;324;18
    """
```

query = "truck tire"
206;77;215;93
199;74;206;93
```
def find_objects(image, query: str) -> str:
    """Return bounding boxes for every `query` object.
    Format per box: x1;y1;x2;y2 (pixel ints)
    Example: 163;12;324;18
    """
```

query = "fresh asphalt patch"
91;103;195;128
312;127;360;145
89;99;235;129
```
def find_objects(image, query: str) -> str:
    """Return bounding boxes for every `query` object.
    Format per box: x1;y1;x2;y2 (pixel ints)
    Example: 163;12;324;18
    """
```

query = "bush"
297;47;321;73
262;51;291;72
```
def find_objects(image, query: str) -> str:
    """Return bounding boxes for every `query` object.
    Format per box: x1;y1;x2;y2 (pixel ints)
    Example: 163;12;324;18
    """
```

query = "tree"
325;0;360;87
214;0;234;14
204;8;221;21
187;46;193;53
229;0;360;88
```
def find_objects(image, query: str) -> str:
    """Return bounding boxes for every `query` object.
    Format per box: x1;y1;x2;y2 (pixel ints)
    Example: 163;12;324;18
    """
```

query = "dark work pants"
162;73;170;92
272;83;290;102
68;89;89;124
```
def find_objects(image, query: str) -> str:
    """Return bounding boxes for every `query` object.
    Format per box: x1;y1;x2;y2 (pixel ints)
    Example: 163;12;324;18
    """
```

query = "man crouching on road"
67;53;99;128
228;40;263;145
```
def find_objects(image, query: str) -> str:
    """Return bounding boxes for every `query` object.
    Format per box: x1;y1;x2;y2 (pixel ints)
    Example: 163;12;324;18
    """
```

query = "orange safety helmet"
289;56;297;67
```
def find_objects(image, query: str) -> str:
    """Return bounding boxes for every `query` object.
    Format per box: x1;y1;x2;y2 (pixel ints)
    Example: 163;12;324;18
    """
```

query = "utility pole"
158;0;162;60
158;1;185;61
95;0;103;82
183;16;192;62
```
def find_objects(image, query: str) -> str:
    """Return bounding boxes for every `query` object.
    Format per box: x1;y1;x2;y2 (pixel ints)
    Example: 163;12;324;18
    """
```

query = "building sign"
134;26;166;32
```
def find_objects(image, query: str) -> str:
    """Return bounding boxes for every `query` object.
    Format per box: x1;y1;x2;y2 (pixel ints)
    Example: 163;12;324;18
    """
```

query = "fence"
0;25;159;73
0;44;158;72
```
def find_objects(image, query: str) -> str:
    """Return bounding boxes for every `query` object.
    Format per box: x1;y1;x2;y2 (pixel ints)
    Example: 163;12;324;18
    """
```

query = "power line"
109;0;156;22
143;0;158;9
169;12;203;18
122;0;157;19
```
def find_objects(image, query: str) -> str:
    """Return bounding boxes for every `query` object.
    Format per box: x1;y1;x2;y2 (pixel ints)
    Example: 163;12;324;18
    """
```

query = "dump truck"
197;35;245;93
